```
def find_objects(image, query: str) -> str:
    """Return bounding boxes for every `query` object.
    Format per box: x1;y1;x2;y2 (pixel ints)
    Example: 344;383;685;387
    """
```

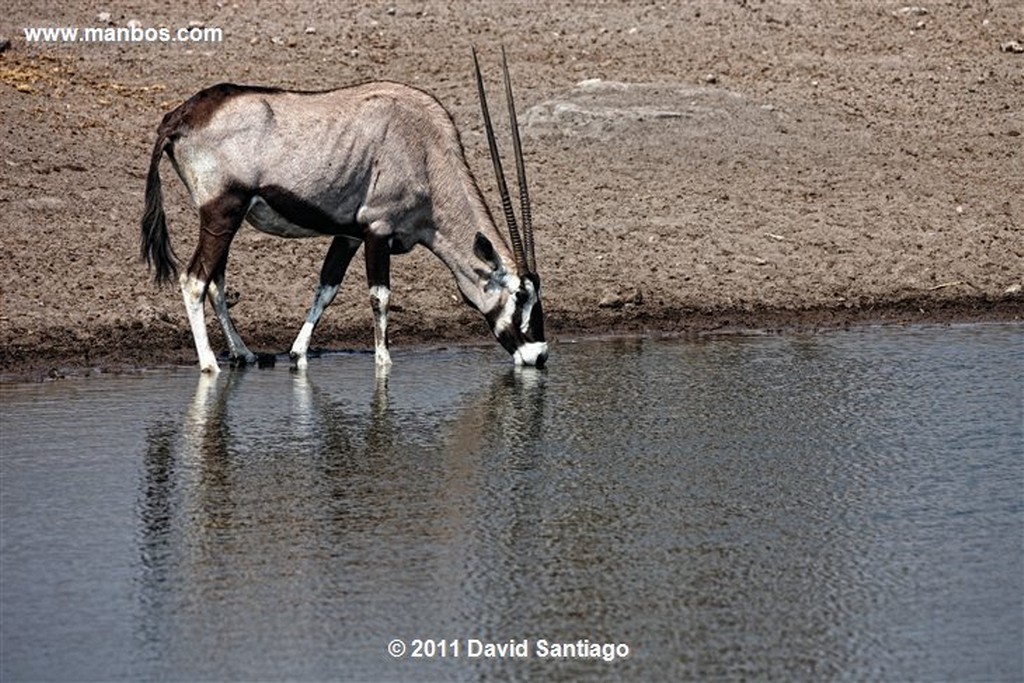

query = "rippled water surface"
2;324;1022;681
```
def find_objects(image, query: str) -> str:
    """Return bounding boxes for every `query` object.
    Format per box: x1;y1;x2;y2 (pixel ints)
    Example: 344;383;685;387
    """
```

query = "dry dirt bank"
2;1;1021;381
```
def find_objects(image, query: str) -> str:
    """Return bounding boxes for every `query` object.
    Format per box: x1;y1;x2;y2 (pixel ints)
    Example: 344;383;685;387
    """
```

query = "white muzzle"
513;342;549;367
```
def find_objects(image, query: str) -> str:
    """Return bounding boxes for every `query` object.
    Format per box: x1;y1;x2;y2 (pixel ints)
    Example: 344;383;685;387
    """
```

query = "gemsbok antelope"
141;49;547;373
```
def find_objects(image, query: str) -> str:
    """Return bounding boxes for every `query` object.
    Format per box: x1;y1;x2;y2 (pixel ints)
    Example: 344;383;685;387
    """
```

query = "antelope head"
473;48;548;368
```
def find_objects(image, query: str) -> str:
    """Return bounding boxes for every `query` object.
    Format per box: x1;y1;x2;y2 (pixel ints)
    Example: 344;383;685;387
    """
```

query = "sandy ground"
1;1;1022;381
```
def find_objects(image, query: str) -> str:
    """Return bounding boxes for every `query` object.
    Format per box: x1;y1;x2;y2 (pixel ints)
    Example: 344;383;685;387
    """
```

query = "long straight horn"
501;47;535;275
473;47;527;275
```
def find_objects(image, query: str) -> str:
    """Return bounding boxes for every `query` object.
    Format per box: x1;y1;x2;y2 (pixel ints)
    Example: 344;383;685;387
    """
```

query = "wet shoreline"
3;295;1019;383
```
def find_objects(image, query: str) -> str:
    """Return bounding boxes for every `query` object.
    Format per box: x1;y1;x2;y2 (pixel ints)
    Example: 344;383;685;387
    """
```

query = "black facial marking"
516;273;545;343
527;298;545;342
495;327;520;356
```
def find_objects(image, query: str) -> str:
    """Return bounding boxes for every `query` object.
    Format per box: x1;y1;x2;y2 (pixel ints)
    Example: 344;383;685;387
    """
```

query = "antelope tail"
140;122;179;285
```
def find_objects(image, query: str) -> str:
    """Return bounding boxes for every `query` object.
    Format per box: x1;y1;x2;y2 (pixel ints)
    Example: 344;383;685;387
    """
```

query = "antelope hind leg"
208;273;257;367
180;273;220;373
181;188;249;373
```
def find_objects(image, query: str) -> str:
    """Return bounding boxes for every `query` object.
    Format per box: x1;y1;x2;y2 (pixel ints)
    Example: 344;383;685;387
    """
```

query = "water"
1;324;1021;682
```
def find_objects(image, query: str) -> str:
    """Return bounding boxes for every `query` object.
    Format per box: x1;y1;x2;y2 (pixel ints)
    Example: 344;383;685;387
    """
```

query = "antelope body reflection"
138;357;548;672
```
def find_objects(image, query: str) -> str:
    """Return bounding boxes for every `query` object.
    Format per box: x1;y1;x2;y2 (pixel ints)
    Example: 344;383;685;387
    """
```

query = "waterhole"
2;324;1021;681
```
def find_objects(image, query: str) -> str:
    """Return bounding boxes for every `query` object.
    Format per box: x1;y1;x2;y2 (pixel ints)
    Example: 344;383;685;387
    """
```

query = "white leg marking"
290;283;340;370
181;274;220;373
369;285;392;367
290;322;315;371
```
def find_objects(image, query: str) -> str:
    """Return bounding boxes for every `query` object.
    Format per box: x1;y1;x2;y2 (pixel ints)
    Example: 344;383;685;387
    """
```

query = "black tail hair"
140;123;178;285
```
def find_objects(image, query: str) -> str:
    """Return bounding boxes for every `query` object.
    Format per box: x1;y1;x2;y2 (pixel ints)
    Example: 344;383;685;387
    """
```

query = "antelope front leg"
290;284;338;371
290;236;361;370
369;284;391;368
364;235;392;368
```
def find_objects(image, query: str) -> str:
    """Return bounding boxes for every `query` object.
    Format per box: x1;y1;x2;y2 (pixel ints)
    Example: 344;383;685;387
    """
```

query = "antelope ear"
473;232;500;270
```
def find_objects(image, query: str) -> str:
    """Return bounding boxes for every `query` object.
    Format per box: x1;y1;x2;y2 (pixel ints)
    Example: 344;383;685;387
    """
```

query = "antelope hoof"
229;352;258;368
200;361;221;374
290;351;309;371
